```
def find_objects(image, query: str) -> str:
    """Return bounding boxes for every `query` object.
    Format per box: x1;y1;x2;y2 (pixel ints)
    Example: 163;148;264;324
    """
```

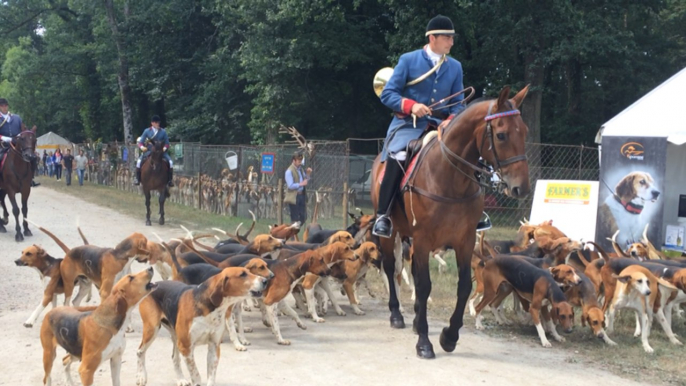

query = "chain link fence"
71;138;598;232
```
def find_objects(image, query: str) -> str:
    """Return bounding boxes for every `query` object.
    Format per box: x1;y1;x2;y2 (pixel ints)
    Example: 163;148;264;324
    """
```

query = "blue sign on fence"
261;153;275;174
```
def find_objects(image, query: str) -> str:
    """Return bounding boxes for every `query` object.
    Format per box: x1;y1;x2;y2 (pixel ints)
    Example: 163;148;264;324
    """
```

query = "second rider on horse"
132;115;174;187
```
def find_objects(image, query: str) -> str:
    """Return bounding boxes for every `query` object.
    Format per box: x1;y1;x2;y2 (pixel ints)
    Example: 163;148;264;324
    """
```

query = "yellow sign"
544;182;592;205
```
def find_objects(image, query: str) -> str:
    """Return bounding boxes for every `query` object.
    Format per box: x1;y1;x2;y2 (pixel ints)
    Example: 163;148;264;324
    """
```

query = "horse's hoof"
159;218;165;226
416;343;436;359
439;327;458;353
145;220;152;226
390;312;405;329
23;229;32;237
15;233;24;242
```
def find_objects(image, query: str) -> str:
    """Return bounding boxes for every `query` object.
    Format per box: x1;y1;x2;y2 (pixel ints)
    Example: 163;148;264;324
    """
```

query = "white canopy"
596;67;686;145
37;131;73;150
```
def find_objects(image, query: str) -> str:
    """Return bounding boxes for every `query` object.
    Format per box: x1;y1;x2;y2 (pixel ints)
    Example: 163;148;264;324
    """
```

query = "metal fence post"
579;144;584;180
342;182;349;229
277;178;283;225
197;172;202;210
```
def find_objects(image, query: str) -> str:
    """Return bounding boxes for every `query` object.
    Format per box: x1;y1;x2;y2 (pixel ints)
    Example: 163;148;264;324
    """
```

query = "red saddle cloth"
377;153;420;189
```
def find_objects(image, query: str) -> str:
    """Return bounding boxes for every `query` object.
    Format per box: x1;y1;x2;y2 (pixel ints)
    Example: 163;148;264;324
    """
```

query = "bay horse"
371;85;531;359
0;127;37;241
140;140;170;226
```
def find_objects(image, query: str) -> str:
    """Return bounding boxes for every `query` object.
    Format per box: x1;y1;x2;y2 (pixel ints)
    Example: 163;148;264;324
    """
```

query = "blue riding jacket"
137;127;171;162
0;114;23;138
380;47;466;158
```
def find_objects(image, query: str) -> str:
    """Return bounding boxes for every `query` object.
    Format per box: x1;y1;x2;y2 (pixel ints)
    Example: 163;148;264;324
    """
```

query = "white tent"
37;131;73;150
596;67;686;145
595;66;686;242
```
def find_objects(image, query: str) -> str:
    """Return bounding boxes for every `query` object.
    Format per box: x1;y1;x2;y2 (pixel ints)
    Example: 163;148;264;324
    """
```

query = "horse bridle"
9;131;36;163
437;101;527;190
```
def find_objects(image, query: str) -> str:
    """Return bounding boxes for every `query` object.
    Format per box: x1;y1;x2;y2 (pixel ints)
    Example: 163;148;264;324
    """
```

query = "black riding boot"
133;168;141;186
167;167;174;187
372;158;404;238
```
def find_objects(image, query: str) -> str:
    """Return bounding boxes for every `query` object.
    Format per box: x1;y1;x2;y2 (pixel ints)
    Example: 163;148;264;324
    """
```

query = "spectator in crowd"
62;148;74;186
74;149;88;186
53;148;62;181
283;152;312;225
46;151;54;177
42;150;48;175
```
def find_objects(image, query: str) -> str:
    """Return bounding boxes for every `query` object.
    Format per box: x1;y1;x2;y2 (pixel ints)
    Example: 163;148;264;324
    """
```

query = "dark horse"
0;127;37;241
371;86;531;359
141;140;170;226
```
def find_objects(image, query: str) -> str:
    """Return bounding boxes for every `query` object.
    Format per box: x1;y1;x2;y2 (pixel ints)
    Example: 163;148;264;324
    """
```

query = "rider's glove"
1;136;11;143
140;146;148;152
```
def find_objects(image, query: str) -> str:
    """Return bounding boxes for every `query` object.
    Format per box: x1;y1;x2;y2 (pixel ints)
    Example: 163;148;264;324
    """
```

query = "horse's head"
475;86;531;199
15;127;37;163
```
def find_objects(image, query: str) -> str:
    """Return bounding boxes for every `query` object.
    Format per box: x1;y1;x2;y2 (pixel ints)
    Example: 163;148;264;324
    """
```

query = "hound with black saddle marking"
40;267;156;386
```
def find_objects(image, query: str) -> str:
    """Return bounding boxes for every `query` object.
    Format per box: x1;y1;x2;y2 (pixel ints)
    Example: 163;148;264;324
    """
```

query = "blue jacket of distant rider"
137;127;170;151
380;47;466;156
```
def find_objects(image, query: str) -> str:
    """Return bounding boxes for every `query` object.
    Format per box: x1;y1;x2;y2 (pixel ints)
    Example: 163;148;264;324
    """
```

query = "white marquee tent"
36;131;73;150
595;66;686;240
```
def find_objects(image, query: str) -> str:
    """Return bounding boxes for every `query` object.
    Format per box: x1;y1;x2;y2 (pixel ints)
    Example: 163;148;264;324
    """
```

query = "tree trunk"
103;0;134;144
522;52;544;144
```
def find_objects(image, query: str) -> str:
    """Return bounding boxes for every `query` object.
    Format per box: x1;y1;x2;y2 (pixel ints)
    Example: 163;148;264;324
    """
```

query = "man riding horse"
373;15;489;238
0;98;32;186
132;115;174;187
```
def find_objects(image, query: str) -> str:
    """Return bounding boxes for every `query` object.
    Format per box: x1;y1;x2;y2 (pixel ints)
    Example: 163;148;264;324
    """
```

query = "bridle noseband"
481;102;528;171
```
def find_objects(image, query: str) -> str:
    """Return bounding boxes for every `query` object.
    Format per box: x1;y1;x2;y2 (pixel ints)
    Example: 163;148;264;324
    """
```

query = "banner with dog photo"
595;136;667;251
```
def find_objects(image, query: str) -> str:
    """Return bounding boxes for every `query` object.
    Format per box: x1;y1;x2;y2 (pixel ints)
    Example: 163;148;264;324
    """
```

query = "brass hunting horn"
372;55;446;97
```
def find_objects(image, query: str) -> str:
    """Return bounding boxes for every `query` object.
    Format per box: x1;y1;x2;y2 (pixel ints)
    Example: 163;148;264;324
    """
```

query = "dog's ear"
211;276;230;307
613;274;632;283
615;174;636;201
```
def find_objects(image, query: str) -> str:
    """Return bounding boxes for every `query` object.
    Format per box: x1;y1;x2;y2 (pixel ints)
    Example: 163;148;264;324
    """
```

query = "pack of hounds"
15;210;686;385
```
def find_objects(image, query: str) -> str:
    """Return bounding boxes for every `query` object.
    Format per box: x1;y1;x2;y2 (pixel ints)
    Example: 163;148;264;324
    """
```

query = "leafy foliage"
0;0;684;146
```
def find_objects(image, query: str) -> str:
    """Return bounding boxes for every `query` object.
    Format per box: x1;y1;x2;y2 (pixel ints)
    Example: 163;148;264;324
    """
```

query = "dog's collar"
615;195;643;214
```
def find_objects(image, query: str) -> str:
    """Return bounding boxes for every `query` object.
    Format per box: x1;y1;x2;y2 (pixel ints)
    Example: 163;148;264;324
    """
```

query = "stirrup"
372;215;393;238
476;212;492;231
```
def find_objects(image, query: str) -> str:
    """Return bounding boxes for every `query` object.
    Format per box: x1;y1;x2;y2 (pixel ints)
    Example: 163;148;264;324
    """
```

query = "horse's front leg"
440;243;475;353
144;191;152;226
21;190;32;237
158;191;166;225
380;234;404;329
7;192;23;242
411;240;434;359
0;190;8;225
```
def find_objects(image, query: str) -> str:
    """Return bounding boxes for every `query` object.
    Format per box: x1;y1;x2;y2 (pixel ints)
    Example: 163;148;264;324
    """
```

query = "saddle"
378;131;439;189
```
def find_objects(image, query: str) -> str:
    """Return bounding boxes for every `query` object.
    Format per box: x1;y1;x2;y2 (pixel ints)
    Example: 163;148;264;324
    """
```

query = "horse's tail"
26;220;71;254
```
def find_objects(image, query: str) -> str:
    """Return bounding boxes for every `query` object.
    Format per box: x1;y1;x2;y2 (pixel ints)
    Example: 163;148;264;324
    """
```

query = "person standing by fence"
284;152;312;225
62;149;74;186
74;150;88;186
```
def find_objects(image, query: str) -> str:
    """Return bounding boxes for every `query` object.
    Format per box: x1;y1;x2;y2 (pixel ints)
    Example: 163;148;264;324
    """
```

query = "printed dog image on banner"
596;136;667;250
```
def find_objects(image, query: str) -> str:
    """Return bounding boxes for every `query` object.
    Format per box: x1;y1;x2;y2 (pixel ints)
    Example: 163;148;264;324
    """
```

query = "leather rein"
408;102;527;204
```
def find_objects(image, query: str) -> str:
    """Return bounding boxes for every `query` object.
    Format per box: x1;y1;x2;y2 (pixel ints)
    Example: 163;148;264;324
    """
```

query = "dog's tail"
641;224;665;260
585;241;612;261
191;234;216;252
606;230;629;258
473;250;491;262
166;239;185;279
180;237;221;268
241;210;257;241
26;219;70;254
75;217;89;245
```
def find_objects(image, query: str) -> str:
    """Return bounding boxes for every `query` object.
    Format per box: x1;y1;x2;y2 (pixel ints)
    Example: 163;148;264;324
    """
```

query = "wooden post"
277;178;284;225
197;172;202;210
342;182;348;229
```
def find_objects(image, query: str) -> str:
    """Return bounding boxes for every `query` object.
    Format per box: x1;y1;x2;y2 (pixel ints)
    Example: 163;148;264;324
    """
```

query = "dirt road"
0;187;641;385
